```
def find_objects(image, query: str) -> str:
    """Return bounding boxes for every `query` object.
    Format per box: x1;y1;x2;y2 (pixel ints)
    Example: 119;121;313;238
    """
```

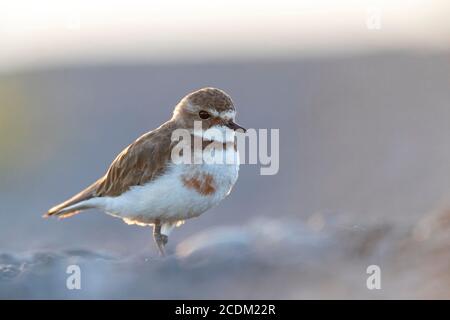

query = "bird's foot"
153;221;169;257
154;233;168;256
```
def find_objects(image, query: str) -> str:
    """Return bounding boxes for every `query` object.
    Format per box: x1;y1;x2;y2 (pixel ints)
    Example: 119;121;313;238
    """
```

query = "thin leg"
153;220;168;257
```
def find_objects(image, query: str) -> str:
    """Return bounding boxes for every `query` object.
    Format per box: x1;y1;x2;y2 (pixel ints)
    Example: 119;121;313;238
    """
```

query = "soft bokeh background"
1;0;450;299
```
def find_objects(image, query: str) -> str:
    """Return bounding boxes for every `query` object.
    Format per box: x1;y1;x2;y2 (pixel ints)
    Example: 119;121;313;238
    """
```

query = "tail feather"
44;180;101;219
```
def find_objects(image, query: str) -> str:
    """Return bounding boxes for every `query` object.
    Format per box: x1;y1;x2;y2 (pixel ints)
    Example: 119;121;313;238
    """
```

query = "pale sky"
1;0;449;71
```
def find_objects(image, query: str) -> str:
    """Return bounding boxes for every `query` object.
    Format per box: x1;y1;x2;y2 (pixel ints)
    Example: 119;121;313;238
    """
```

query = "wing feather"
96;122;175;197
44;121;177;218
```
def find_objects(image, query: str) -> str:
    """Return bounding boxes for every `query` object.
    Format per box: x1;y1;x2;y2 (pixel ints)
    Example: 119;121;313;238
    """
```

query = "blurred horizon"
1;0;450;72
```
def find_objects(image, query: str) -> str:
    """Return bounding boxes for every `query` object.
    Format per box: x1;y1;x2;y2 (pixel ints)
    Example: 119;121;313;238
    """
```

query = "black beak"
226;121;247;133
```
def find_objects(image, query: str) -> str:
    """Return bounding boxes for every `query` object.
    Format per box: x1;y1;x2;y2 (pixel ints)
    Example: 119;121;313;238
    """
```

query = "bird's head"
172;87;246;133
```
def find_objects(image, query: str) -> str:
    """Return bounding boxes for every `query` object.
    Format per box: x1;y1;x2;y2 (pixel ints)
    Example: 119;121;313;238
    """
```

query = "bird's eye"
199;111;210;119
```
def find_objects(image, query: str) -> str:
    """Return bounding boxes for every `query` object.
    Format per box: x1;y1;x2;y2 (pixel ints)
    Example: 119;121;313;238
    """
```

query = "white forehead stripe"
209;109;220;117
182;101;237;120
220;110;236;120
198;108;236;120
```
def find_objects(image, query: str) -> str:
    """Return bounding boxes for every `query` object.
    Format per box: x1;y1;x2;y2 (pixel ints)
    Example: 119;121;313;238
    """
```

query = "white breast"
101;151;239;225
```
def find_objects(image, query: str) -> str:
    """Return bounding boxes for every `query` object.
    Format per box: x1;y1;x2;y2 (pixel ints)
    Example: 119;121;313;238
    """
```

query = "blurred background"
1;0;450;299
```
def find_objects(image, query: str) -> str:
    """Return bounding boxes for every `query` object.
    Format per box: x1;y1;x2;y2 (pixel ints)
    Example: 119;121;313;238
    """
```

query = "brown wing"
96;122;176;197
44;121;177;218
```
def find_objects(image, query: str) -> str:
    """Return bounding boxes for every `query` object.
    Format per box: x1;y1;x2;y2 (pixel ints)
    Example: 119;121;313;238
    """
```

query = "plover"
44;87;246;256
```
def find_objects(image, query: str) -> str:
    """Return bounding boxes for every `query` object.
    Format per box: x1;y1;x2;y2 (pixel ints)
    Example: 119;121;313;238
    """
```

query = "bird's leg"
153;220;168;257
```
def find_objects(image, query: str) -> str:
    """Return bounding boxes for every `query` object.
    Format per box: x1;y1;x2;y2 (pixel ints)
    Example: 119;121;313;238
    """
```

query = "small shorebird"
44;87;245;256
